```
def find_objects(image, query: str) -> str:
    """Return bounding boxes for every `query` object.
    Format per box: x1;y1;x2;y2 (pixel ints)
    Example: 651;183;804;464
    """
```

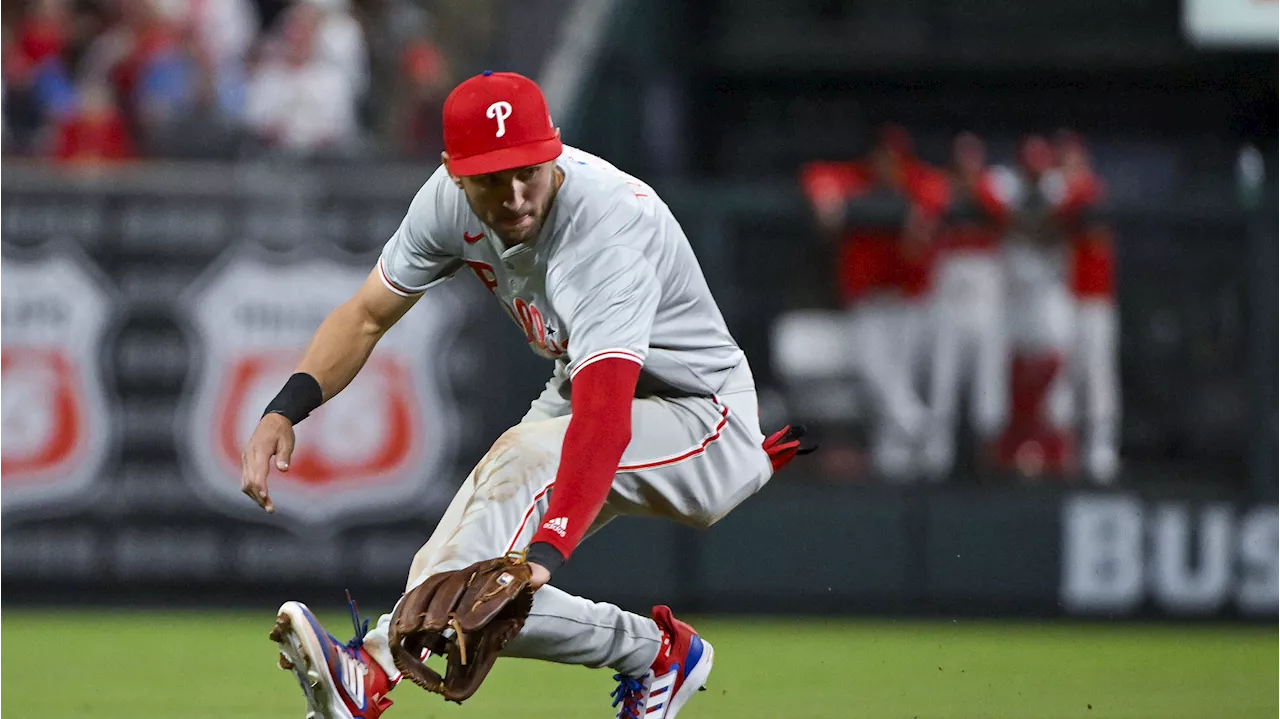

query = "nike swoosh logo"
464;231;485;243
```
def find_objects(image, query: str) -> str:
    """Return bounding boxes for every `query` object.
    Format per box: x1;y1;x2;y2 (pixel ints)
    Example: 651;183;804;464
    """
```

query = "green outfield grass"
2;609;1274;718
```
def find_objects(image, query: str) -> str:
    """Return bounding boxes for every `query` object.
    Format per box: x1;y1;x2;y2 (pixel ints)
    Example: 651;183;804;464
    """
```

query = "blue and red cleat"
270;599;396;719
611;605;714;719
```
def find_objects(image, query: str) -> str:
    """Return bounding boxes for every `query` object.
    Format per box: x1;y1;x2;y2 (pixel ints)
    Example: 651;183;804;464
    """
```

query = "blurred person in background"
76;0;217;154
994;134;1077;478
800;125;942;481
419;0;498;84
51;80;134;163
244;2;357;155
126;0;260;158
164;0;259;123
395;37;449;159
253;0;293;28
920;132;1011;480
298;0;368;104
353;0;447;155
1057;130;1121;484
2;0;78;152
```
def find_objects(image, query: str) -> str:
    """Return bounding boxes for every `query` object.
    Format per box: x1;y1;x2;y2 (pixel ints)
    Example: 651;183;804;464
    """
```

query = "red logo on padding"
1;349;83;480
214;354;416;485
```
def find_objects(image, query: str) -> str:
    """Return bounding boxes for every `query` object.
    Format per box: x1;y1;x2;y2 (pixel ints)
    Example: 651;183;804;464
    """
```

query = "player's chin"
501;221;540;243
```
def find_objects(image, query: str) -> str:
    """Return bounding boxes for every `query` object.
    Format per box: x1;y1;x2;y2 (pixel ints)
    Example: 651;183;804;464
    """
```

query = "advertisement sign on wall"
1062;494;1278;616
1;254;115;514
180;256;466;533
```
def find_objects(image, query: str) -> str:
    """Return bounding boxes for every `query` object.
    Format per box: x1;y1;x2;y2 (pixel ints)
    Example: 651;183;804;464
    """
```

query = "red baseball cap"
443;71;563;176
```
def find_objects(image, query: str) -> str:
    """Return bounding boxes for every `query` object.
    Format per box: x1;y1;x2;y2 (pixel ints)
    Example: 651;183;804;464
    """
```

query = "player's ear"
554;128;561;140
441;152;464;189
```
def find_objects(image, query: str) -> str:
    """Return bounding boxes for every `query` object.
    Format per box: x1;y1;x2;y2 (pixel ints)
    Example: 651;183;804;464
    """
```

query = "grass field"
3;609;1274;718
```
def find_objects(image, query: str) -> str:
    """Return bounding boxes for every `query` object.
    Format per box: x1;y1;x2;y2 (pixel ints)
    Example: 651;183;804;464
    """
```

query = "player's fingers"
250;471;273;513
275;433;295;472
241;449;263;497
241;445;272;510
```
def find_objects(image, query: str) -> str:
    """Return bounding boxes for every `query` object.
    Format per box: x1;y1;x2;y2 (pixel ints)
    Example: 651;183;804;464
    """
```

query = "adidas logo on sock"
542;517;568;537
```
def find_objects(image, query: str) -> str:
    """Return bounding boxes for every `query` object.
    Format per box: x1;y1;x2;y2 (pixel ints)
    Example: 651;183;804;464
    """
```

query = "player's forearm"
262;268;418;425
295;299;389;401
526;358;641;571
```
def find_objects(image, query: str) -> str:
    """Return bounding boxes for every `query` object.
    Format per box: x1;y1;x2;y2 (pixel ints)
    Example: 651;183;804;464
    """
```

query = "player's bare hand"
240;412;295;513
528;562;551;591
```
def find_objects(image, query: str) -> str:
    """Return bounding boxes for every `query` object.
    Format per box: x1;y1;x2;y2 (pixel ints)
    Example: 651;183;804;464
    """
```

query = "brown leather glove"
388;553;534;704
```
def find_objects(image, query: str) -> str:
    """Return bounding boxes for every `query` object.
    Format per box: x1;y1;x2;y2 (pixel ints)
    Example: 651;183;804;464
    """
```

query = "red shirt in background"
938;171;1010;253
1058;171;1115;299
800;158;944;304
899;164;948;297
5;15;66;80
1071;225;1116;299
53;111;136;164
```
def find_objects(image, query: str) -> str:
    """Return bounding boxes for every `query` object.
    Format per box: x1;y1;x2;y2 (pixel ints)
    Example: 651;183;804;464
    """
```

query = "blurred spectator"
16;0;68;66
921;133;1012;479
245;3;357;154
3;1;78;150
423;0;498;83
52;81;135;163
0;0;465;160
76;0;205;153
255;0;293;28
994;135;1077;478
166;0;259;120
1057;131;1121;484
396;37;449;159
299;0;369;102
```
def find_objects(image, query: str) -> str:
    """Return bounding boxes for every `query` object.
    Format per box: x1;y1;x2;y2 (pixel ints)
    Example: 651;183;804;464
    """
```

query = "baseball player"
994;135;1077;476
238;71;808;719
920;133;1011;479
1056;132;1120;483
798;125;942;480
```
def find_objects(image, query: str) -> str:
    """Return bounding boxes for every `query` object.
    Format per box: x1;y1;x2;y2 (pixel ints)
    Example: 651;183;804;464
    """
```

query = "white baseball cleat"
610;605;713;719
269;600;396;719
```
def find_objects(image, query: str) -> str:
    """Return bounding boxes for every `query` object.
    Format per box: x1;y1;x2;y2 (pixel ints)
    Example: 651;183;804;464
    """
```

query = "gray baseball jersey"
377;145;749;401
361;146;774;682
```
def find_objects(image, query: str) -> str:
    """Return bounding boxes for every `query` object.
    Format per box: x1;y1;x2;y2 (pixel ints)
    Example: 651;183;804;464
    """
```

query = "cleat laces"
345;589;371;651
610;674;645;719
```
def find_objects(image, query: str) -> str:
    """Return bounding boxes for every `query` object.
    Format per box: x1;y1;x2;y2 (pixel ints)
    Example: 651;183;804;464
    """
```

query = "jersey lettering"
464;260;499;295
529;304;547;347
513;298;534;343
512;298;565;358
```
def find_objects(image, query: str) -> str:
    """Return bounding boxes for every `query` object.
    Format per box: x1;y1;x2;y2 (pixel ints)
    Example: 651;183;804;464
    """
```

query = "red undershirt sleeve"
525;357;641;572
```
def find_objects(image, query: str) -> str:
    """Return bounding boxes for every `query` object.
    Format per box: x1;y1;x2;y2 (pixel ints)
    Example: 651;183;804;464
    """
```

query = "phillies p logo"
487;101;513;137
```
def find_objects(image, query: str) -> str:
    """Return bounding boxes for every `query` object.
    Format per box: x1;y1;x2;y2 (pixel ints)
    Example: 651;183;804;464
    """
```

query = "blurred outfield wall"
1;161;1274;621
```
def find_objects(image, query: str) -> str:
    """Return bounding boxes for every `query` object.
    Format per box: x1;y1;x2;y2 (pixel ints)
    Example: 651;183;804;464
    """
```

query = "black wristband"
526;542;566;574
262;372;324;425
